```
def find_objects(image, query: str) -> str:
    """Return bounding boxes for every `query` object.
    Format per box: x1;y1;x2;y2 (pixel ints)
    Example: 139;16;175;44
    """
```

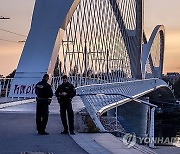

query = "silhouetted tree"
6;69;16;78
69;65;79;76
174;77;180;99
162;76;173;86
53;58;62;77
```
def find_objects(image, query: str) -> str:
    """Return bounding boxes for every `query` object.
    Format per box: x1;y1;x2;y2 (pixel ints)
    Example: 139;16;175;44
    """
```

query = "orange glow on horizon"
0;0;180;76
0;29;180;76
163;29;180;74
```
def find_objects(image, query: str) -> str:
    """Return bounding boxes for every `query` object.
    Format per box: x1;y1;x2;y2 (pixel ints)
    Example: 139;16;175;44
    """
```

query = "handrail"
77;91;157;148
77;92;157;108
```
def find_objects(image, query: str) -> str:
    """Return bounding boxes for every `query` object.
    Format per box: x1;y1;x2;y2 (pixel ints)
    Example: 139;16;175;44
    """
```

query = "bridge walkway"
0;97;158;154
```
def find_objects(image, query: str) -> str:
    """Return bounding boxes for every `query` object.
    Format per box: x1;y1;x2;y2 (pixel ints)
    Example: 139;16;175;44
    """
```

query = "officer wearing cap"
35;74;53;135
55;75;76;135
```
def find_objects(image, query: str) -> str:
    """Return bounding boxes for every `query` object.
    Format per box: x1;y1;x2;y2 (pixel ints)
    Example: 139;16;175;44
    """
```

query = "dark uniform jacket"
55;82;76;103
35;79;53;104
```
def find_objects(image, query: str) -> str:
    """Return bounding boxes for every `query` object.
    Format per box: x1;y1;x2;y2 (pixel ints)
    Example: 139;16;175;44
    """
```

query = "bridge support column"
149;107;155;148
117;99;149;137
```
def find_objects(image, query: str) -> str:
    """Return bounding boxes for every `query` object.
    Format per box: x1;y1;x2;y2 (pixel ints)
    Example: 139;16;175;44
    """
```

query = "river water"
155;112;180;147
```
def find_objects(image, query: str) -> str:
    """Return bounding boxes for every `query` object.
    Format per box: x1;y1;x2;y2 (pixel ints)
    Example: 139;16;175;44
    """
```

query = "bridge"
0;0;175;149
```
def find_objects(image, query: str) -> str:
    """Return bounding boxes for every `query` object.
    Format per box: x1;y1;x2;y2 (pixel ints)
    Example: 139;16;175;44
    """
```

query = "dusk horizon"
0;0;180;76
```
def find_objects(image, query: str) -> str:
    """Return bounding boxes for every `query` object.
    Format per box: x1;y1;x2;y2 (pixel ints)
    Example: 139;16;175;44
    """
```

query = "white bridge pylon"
9;0;80;97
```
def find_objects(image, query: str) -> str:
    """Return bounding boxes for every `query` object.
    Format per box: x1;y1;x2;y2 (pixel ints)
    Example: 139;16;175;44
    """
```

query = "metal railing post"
51;76;56;94
5;79;10;102
2;78;6;89
116;104;118;131
149;107;156;148
0;80;1;96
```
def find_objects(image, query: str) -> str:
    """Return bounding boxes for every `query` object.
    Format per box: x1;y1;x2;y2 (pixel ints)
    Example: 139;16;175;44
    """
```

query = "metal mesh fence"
57;0;138;86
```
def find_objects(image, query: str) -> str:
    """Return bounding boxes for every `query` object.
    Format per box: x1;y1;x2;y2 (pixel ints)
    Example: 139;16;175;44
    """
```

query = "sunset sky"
0;0;180;76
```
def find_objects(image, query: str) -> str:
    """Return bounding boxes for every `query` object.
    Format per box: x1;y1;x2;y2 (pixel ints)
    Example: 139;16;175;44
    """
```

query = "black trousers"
59;101;74;132
36;100;49;132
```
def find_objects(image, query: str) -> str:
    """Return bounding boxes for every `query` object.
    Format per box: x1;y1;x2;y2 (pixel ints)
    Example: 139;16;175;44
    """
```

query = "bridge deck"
0;97;158;154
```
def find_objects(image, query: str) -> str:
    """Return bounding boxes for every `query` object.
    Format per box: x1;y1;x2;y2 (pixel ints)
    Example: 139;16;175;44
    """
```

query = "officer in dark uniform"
35;74;53;135
55;75;76;135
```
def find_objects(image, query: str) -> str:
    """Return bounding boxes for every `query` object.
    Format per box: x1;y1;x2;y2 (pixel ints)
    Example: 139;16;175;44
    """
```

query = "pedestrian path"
0;112;87;154
0;97;24;104
0;97;159;154
0;98;35;109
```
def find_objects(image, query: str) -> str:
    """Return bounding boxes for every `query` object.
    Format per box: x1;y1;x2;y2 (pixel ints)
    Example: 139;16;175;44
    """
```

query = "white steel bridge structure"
0;0;174;148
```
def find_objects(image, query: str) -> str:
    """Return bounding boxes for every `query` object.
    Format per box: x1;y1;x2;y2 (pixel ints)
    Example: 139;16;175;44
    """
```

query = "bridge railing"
77;92;157;148
0;76;134;101
51;76;134;90
0;78;13;101
76;78;166;114
76;78;167;148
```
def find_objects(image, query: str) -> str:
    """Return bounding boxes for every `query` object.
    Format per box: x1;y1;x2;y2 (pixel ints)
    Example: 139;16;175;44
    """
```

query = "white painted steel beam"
9;0;80;97
142;25;165;79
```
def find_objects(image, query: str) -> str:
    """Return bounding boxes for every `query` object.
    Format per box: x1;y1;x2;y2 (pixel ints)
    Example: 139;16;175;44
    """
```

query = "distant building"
163;72;180;84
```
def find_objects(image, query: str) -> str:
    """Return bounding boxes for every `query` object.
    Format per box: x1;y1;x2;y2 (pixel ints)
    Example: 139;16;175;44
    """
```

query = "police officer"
55;75;76;135
35;74;53;135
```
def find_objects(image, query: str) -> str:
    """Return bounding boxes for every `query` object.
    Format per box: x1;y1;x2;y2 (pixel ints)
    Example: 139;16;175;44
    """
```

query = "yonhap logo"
123;133;180;148
123;133;136;148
